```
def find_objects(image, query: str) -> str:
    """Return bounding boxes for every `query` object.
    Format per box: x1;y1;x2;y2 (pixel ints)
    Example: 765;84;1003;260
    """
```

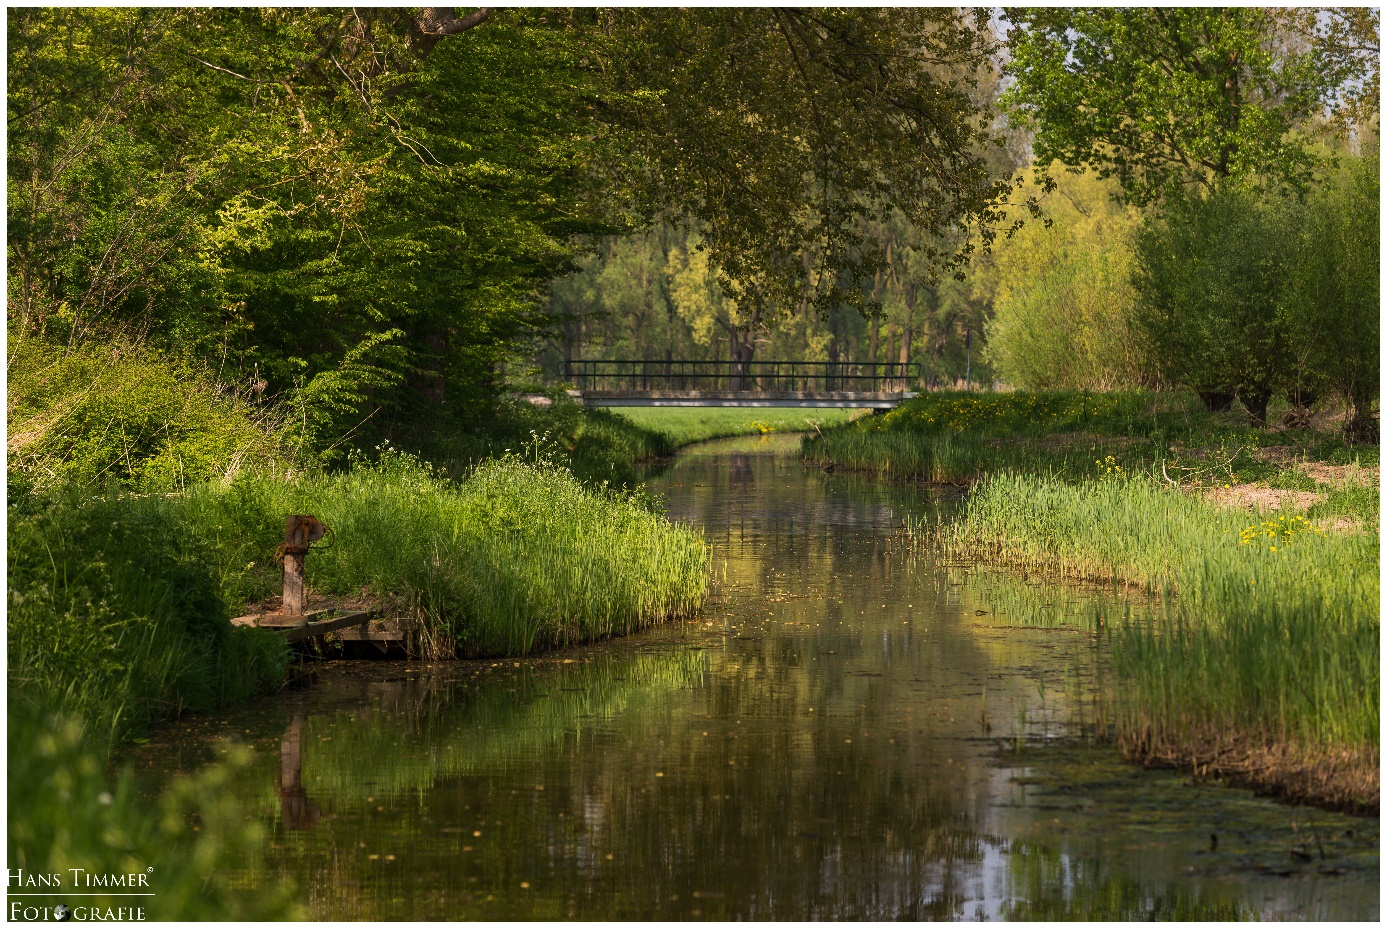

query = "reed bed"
937;471;1379;811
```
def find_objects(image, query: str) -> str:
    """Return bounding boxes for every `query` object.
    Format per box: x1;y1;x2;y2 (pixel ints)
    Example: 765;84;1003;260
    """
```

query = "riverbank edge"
929;476;1376;815
1122;736;1379;816
798;402;1379;816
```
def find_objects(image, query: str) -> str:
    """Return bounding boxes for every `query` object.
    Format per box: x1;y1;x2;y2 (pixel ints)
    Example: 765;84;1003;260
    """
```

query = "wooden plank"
280;609;381;644
256;607;333;628
232;610;325;628
335;618;405;642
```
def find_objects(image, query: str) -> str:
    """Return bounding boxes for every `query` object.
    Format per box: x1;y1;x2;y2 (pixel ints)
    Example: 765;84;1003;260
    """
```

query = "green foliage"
1282;155;1381;439
9;9;1027;453
1132;182;1297;423
1133;158;1380;430
8;699;303;920
7;8;627;450
606;9;1012;318
7;482;291;749
7;336;292;491
982;166;1150;389
1002;9;1345;202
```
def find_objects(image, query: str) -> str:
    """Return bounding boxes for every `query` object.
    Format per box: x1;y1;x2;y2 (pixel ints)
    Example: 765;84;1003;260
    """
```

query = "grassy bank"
931;470;1379;812
188;451;711;657
610;406;862;449
10;453;709;743
943;476;1375;809
854;391;1380;811
805;391;1379;530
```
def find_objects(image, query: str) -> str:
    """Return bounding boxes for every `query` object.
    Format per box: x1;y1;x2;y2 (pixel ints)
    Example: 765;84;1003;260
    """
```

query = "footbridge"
564;360;920;409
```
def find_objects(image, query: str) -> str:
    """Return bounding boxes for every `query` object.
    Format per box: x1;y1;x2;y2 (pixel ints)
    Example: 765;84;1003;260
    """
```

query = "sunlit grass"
608;406;863;449
183;450;711;657
933;470;1379;808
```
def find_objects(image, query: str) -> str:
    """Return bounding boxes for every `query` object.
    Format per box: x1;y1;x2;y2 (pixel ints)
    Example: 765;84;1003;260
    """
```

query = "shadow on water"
126;434;1378;920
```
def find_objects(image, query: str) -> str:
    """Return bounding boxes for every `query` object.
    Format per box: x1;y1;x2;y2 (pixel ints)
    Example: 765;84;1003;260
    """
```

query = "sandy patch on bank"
1296;460;1380;488
1204;484;1323;512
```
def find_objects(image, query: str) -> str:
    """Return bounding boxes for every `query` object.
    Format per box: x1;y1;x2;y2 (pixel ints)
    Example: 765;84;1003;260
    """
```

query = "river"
129;435;1379;920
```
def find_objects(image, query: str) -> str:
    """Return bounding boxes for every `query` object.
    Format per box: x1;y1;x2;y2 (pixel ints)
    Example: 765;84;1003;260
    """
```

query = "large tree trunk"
1237;389;1271;426
1197;390;1236;413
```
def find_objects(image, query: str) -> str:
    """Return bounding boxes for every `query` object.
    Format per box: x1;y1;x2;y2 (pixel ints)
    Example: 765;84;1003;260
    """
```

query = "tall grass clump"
941;471;1379;811
177;449;711;656
7;476;292;750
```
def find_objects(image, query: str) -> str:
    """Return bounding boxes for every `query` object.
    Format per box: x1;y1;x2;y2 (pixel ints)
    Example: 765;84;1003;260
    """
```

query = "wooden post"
282;515;326;615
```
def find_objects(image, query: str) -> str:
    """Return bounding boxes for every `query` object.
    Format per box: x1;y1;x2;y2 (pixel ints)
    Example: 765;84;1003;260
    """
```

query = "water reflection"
279;715;321;830
127;436;1378;920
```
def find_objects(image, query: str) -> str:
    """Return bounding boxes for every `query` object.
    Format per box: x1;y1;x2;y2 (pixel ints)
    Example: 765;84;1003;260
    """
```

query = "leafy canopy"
1001;8;1352;202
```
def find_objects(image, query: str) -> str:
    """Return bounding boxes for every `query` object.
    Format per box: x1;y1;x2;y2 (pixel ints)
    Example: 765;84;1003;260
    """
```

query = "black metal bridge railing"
564;360;920;393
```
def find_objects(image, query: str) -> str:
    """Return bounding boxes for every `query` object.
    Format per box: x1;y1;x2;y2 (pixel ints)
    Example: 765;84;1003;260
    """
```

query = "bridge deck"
573;390;916;409
564;360;921;408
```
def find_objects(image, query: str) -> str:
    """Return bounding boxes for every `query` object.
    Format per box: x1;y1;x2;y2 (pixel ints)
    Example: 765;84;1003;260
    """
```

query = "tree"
10;8;1024;453
983;166;1149;391
8;8;629;448
1001;8;1348;203
1132;183;1298;424
1284;155;1380;441
602;8;1015;337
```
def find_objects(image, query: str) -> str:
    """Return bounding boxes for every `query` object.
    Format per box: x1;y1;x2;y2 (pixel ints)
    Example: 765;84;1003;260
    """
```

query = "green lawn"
604;406;866;449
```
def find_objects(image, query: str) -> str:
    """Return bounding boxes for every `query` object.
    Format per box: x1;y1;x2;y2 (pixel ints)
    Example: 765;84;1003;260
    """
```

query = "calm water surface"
131;436;1379;920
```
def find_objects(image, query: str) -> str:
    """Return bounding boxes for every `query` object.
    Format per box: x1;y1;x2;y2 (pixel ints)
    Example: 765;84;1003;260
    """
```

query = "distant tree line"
552;8;1379;438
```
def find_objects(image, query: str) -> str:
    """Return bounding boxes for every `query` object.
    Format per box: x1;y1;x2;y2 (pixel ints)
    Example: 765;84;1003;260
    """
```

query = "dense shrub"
983;167;1150;390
